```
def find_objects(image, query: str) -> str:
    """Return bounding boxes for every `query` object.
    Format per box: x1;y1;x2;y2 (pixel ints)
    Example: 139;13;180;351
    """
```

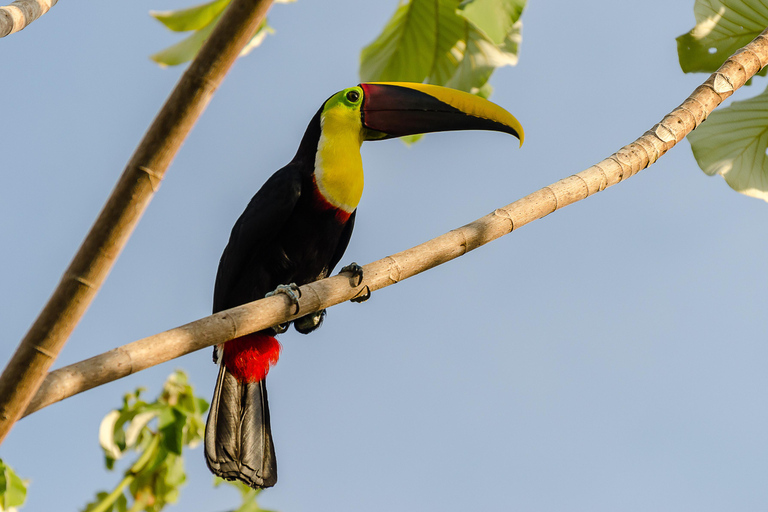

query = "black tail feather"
205;363;277;488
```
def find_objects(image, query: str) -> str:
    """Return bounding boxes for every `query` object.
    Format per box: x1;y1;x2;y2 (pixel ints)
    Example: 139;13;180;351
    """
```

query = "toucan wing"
213;165;303;313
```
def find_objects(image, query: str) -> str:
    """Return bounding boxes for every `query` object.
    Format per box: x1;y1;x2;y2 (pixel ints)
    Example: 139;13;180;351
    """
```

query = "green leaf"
240;21;274;57
360;0;449;83
477;81;493;99
677;0;768;74
164;454;186;490
158;407;186;456
150;0;231;32
88;371;208;512
150;15;220;67
149;0;288;67
425;0;469;84
457;0;525;45
361;0;524;95
214;478;274;512
82;491;111;512
688;84;768;201
99;410;123;462
114;493;128;512
444;22;521;93
124;410;158;450
0;459;27;509
196;397;210;414
150;16;271;67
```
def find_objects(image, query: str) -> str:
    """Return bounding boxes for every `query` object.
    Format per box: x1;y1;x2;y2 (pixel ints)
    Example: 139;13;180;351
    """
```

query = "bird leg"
266;283;302;311
340;262;364;287
294;309;326;334
351;285;371;303
265;283;302;333
340;262;370;303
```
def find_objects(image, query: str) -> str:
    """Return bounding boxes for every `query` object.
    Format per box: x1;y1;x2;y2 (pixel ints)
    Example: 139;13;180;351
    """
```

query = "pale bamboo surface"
0;0;56;37
21;27;768;419
0;0;276;444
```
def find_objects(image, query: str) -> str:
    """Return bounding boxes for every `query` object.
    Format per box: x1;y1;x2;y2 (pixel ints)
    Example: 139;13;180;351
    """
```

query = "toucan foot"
351;285;371;303
266;283;302;314
271;322;290;335
340;262;364;287
294;309;326;334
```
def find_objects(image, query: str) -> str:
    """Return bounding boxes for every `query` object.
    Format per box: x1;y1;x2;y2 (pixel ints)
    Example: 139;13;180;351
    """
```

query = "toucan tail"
204;359;277;488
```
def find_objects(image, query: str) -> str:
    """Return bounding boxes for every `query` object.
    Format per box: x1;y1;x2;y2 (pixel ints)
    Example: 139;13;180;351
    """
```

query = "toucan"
204;82;524;489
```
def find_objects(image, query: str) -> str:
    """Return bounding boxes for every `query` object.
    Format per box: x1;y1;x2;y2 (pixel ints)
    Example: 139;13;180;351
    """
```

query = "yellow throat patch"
313;91;365;214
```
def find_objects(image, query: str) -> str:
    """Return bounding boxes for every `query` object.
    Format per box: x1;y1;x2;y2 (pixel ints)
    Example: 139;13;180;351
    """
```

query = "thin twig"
0;0;56;37
22;27;768;418
0;0;276;444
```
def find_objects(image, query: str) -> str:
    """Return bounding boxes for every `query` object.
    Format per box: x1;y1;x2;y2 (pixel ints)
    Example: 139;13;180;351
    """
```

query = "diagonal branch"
0;0;276;445
22;27;768;419
0;0;56;38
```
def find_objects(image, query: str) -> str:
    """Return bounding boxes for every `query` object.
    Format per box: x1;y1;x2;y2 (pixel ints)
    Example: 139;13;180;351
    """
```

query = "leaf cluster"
213;478;274;512
149;0;294;66
0;459;27;512
83;370;208;512
360;0;526;98
677;0;768;201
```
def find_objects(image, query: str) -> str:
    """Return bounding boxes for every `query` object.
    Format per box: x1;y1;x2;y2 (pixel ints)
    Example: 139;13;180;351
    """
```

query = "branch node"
384;256;403;283
115;345;135;376
651;123;676;145
33;345;56;359
303;282;323;310
617;146;641;177
218;311;240;341
138;166;164;192
453;226;470;255
543;186;559;212
608;155;629;181
492;208;515;233
66;273;96;290
590;164;610;191
712;72;735;95
571;173;591;197
743;43;767;69
690;96;710;123
632;139;651;168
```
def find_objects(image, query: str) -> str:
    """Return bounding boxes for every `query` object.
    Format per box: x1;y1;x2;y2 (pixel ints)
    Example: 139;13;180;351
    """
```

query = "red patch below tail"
222;333;281;382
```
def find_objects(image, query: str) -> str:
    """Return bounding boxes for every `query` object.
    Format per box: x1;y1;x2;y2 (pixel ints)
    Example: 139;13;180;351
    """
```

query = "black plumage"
204;106;356;489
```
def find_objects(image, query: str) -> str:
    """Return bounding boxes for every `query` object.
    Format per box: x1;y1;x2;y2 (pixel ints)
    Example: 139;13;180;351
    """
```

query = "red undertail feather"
223;333;281;382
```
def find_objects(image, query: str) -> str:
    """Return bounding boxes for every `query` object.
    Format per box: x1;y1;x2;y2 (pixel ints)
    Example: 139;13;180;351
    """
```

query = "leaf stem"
88;474;134;512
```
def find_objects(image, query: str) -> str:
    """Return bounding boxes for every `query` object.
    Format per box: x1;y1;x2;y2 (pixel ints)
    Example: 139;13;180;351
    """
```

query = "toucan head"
320;82;524;146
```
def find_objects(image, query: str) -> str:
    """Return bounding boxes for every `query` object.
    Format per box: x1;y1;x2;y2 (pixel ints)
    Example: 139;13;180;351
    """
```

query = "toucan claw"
351;285;371;303
271;322;290;335
266;283;302;315
294;309;326;334
340;262;364;287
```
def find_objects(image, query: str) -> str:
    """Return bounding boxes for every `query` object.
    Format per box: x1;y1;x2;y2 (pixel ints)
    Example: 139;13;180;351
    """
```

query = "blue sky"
2;1;768;511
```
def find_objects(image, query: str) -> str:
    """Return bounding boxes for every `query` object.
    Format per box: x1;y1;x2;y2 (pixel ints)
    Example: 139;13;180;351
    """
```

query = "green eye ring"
346;90;361;103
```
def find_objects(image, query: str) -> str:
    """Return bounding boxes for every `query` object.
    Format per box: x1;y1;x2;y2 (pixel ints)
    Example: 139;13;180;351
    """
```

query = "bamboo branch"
0;0;56;37
21;27;768;418
0;0;276;444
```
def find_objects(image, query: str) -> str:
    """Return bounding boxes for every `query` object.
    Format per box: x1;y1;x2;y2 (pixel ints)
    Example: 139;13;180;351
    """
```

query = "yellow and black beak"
360;82;524;145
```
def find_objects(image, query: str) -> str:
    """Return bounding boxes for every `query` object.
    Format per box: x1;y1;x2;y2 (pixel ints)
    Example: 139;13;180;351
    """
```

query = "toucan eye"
346;90;360;103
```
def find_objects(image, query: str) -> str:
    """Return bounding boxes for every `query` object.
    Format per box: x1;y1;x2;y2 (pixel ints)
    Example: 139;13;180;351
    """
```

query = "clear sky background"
2;1;767;511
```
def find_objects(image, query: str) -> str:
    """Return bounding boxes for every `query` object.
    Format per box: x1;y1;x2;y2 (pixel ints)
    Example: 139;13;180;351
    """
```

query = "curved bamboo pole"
0;0;56;38
0;0;276;444
22;27;768;418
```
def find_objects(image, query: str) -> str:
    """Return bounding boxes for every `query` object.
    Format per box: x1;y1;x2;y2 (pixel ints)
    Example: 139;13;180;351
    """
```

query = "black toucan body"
204;82;524;489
